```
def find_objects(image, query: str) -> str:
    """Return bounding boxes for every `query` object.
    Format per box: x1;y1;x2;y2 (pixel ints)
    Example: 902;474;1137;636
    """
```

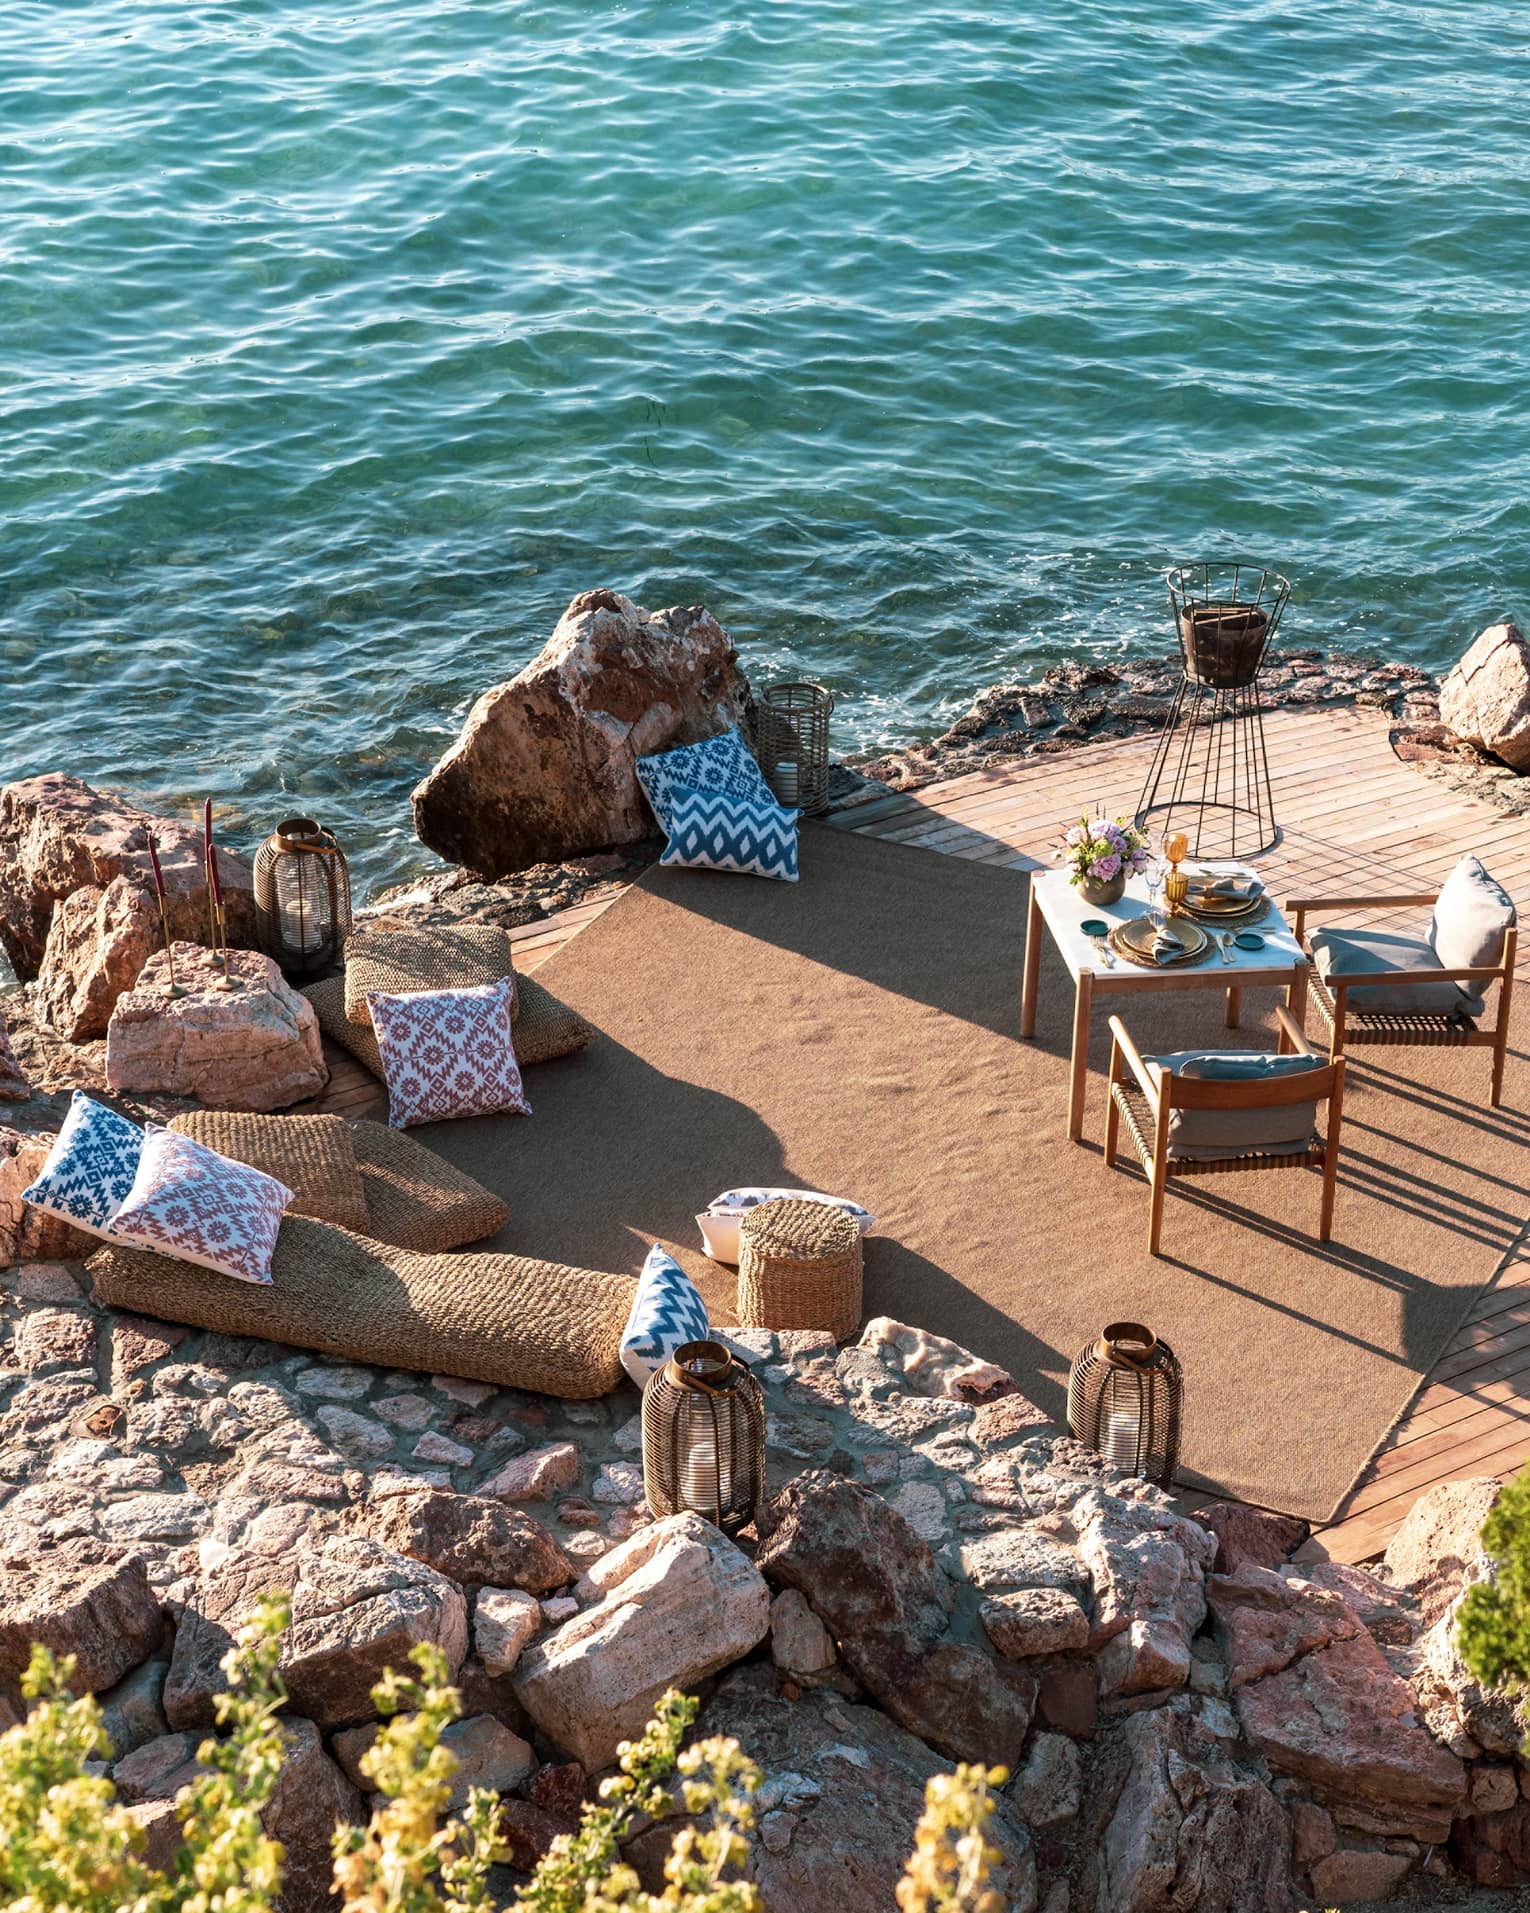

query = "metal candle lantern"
1067;1321;1183;1487
757;682;835;816
253;817;351;979
642;1340;766;1537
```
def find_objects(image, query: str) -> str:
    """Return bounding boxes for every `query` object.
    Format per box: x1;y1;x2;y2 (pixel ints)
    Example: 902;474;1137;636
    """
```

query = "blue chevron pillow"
621;1243;711;1384
659;784;800;882
23;1090;144;1238
636;728;775;835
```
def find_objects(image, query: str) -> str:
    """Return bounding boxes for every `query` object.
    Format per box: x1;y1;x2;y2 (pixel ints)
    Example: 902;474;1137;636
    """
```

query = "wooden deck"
320;703;1530;1563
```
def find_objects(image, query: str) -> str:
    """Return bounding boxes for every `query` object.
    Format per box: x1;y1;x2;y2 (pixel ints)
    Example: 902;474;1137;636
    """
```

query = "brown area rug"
423;823;1530;1520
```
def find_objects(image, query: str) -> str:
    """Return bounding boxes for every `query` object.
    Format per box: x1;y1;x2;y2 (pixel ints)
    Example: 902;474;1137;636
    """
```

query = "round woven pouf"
735;1198;863;1342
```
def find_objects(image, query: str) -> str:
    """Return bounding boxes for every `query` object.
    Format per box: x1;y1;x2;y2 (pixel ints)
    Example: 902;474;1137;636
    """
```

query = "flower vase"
1079;872;1126;907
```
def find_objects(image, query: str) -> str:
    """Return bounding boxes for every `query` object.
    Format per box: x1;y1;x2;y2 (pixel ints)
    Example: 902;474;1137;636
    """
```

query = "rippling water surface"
3;2;1527;891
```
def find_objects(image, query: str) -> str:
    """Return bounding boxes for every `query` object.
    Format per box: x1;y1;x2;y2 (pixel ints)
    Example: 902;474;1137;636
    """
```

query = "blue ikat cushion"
636;728;775;835
659;784;800;883
621;1243;711;1384
22;1090;145;1239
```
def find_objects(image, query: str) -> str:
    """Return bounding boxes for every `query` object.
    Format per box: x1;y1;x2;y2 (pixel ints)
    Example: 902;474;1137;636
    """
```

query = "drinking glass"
1144;859;1166;928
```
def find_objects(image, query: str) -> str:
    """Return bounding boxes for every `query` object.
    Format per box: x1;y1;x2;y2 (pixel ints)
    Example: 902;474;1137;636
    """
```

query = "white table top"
1031;866;1307;984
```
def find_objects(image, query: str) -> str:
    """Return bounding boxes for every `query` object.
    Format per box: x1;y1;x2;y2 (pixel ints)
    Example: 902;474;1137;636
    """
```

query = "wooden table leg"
1021;877;1043;1040
1225;985;1242;1030
1068;971;1093;1143
1281;968;1309;1054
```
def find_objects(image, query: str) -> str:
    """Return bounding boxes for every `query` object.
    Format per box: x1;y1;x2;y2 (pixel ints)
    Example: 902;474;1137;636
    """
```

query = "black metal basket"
1168;564;1290;689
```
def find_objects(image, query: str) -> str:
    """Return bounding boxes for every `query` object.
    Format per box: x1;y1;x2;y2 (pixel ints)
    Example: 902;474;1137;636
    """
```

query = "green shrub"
1457;1466;1530;1694
0;1597;1006;1913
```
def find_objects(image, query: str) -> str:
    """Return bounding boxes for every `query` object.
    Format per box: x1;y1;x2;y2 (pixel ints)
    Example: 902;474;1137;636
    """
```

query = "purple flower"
1091;852;1122;881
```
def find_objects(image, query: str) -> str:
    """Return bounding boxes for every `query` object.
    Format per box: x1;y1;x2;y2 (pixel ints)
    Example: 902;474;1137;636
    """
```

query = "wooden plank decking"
317;703;1530;1563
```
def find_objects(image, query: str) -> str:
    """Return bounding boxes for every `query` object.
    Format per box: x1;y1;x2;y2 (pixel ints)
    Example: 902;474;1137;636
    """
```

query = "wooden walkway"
317;704;1530;1563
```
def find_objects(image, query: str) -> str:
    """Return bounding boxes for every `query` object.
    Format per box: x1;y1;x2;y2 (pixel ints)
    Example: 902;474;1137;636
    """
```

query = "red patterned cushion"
366;977;531;1129
109;1126;293;1286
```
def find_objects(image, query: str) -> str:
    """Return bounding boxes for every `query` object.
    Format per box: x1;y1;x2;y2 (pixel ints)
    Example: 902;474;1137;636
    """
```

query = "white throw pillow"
1429;855;1515;972
697;1187;876;1265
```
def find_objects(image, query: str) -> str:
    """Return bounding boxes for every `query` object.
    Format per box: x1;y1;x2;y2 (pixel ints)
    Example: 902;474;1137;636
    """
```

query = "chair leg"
1492;963;1515;1107
1105;1089;1120;1168
1147;1170;1168;1257
1320;1063;1345;1241
1148;1079;1172;1257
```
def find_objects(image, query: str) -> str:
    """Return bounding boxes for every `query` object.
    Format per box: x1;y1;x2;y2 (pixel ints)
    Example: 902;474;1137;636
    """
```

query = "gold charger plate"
1108;915;1210;968
1184;892;1266;924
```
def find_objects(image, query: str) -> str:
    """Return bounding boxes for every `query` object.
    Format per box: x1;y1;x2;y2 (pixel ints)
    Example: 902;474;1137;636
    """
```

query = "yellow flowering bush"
0;1600;1006;1913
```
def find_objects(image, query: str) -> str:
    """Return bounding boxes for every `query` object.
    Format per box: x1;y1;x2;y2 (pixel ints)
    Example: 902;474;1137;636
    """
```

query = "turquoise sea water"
3;2;1527;893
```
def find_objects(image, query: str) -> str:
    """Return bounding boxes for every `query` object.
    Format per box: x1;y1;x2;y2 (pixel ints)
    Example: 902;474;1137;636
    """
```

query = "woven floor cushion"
343;919;519;1027
304;971;594;1076
88;1216;631;1399
168;1111;369;1234
347;1119;508;1251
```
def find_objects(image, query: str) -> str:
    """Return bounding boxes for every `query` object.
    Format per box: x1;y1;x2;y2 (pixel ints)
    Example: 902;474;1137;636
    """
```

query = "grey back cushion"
1310;925;1480;1017
1147;1049;1324;1161
1429;855;1515;973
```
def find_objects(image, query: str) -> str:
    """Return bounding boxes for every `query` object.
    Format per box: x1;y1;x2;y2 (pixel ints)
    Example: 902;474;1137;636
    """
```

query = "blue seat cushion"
1310;925;1480;1017
1145;1049;1324;1162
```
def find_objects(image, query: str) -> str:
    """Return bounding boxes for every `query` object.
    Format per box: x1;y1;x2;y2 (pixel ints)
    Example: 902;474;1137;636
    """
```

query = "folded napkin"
1184;860;1262;900
1151;926;1182;964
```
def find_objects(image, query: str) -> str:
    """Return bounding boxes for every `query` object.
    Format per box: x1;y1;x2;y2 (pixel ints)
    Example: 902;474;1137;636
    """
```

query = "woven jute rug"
425;823;1530;1520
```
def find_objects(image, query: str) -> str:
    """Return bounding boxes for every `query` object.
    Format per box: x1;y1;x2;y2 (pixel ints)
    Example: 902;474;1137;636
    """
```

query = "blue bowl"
1233;930;1266;951
1080;917;1110;937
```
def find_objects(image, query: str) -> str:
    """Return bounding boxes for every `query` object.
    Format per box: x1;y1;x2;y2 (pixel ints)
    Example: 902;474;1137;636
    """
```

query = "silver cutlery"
1217;931;1235;965
1090;936;1116;969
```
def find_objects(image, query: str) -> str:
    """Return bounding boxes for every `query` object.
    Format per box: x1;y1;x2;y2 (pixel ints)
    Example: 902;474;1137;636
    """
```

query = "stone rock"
1309;1845;1412;1903
1192;1503;1308;1575
98;1658;170;1760
474;1586;542;1677
1414;1588;1525;1757
265;1715;366;1913
769;1588;836;1676
1233;1623;1465;1838
373;1391;433;1429
1289;1799;1335;1867
1074;1699;1295;1913
1294;1560;1416;1646
1015;1732;1082;1828
0;772;255;982
1206;1563;1359;1688
1;1127;97;1267
165;1552;291;1730
692;1664;1037;1913
1439;622;1530;769
969;1392;1055;1445
482;1441;582;1502
125;1799;181;1873
438;1713;536;1806
1453;1796;1530;1886
315;1406;392;1460
281;1536;469;1730
37;876;163;1041
1036;1663;1099;1740
412;1431;474;1468
350;1489;573;1594
105;944;326;1111
110;1314;189;1385
113;1728;205;1805
852;1317;1015;1402
1472;1765;1521;1815
412;591;753;875
1073;1488;1216;1696
959;1526;1091;1597
980;1587;1090;1660
756;1472;1030;1763
10;1259;83;1302
1383;1476;1501;1627
0;1549;162;1694
513;1512;770;1770
13;1307;98;1374
0;1010;30;1101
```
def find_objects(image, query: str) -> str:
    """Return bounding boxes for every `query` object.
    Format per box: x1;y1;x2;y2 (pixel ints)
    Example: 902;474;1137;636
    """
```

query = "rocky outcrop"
0;1013;29;1103
0;774;256;1033
692;1665;1037;1913
1192;1502;1308;1575
473;1587;542;1677
1439;622;1530;770
411;591;753;875
514;1512;770;1770
0;1549;162;1696
348;1489;573;1595
280;1537;469;1731
264;1716;366;1913
1;1129;97;1267
1073;1487;1216;1696
1383;1475;1501;1627
1076;1698;1296;1913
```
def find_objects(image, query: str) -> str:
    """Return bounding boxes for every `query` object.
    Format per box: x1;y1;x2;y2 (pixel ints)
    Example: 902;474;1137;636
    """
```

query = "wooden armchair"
1105;1010;1345;1257
1287;892;1517;1107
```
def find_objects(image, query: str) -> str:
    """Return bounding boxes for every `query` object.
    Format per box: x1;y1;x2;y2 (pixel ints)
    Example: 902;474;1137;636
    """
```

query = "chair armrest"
1328;963;1505;986
1274;1005;1314;1054
1106;1016;1157;1098
1284;894;1438;914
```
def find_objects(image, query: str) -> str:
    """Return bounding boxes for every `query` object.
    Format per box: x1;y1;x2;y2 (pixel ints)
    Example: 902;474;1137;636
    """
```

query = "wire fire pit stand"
1134;561;1292;858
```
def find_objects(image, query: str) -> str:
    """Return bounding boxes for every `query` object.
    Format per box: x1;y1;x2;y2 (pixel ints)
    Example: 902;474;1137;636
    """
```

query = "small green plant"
0;1603;1006;1913
1457;1467;1530;1694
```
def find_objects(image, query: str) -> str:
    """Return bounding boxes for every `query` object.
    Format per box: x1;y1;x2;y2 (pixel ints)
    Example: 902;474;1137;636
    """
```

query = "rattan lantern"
252;817;351;979
1067;1321;1183;1487
757;682;835;816
642;1340;766;1537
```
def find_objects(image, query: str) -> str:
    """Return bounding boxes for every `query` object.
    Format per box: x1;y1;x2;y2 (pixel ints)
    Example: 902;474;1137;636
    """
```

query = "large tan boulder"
411;590;753;876
0;1549;163;1695
106;944;326;1111
1383;1477;1501;1628
1439;623;1530;769
0;774;259;1043
513;1511;770;1769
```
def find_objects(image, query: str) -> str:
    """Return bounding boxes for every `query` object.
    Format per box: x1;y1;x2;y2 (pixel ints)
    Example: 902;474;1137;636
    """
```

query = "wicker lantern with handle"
252;817;352;979
757;681;835;816
642;1339;766;1537
1067;1320;1183;1487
